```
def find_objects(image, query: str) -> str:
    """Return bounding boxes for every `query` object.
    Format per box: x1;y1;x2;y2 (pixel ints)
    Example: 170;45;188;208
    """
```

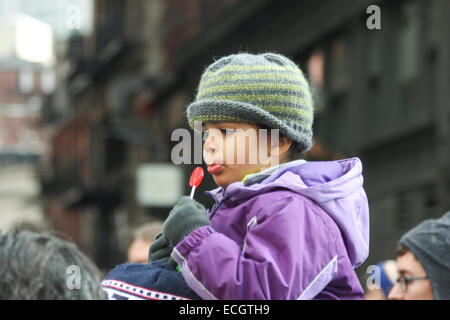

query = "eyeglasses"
396;274;429;292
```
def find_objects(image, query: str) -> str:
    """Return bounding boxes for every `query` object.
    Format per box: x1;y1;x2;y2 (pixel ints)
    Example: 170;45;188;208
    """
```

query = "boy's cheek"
203;150;224;164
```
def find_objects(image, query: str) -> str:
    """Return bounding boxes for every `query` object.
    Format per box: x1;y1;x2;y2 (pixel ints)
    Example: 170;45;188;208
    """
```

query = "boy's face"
202;121;290;188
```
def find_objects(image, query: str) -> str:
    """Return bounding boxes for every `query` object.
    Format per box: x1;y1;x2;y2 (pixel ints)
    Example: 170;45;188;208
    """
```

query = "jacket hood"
205;158;370;268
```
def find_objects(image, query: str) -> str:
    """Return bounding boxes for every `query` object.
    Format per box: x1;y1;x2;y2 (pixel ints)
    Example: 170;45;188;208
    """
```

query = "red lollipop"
189;167;205;199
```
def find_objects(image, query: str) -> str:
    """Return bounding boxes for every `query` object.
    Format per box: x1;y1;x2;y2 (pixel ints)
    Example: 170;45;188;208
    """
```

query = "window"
19;68;34;94
330;38;349;94
307;48;325;114
367;31;382;80
424;0;440;50
396;1;419;83
396;183;439;236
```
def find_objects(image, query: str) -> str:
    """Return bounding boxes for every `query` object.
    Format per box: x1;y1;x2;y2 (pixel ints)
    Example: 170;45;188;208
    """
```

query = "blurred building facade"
0;11;55;230
40;0;449;276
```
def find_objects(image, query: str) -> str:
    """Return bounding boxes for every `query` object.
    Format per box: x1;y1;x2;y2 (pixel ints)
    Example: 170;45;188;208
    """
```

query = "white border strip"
172;247;218;300
297;255;338;300
102;279;191;300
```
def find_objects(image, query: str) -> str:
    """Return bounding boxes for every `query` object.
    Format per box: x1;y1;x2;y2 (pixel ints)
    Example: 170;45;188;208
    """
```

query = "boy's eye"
202;128;235;138
221;128;235;136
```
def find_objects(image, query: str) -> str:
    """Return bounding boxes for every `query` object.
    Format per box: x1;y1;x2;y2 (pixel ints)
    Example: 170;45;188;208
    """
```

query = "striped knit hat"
186;52;314;151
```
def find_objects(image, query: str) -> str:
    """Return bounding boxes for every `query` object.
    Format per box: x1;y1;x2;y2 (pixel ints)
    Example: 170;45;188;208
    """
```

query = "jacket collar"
242;159;306;186
204;159;306;202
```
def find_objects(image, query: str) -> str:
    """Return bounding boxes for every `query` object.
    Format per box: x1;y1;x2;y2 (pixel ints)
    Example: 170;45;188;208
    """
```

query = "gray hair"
0;228;105;300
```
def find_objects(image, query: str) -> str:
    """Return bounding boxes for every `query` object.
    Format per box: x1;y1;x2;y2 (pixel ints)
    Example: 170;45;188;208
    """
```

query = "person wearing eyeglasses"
388;211;450;300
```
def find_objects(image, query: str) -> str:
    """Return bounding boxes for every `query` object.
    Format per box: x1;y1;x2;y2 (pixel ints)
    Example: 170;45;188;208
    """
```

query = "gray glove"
148;233;177;268
148;232;172;262
163;196;210;247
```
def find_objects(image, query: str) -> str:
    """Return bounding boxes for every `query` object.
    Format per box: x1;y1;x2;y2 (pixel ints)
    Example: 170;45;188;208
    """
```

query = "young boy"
150;52;370;299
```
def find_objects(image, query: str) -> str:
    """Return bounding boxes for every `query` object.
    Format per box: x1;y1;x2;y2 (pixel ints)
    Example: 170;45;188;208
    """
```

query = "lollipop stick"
190;186;196;199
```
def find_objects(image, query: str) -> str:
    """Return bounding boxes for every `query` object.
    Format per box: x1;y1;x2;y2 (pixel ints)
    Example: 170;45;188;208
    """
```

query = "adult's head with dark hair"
0;228;105;300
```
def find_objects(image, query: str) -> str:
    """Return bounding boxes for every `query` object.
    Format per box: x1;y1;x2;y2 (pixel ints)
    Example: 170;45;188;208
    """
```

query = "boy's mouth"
207;164;224;175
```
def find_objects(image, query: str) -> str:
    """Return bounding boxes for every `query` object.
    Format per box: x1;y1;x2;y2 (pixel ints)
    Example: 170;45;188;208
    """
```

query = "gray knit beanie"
399;211;450;300
186;52;314;152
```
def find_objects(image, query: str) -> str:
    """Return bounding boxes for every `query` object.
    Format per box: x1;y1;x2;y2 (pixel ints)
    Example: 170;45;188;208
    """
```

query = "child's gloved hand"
148;233;172;261
148;233;178;268
163;196;210;247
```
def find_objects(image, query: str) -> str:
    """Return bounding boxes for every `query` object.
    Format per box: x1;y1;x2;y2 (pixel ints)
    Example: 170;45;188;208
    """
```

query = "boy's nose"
203;136;216;153
203;130;223;152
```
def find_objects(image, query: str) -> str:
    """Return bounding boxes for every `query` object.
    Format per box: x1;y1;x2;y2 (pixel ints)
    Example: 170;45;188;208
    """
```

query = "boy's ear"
270;136;292;157
279;136;292;155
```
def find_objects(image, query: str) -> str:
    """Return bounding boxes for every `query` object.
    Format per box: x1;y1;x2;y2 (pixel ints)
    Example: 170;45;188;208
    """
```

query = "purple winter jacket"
171;158;370;300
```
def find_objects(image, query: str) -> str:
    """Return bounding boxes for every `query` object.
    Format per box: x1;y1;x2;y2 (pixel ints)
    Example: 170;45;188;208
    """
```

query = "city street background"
0;0;449;281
